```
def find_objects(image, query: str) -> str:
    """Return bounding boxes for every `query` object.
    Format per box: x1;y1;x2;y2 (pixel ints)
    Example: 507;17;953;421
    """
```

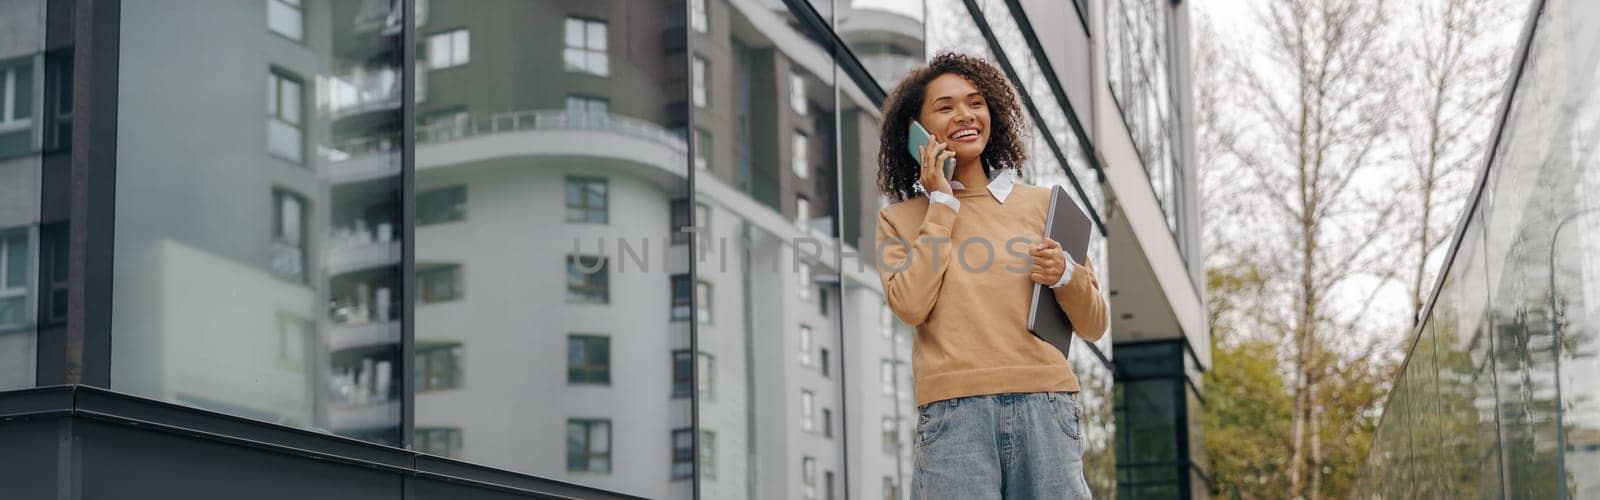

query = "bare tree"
1399;0;1517;326
1225;1;1403;497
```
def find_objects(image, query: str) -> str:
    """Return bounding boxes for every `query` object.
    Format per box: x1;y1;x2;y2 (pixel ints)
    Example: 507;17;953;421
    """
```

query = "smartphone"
908;121;957;179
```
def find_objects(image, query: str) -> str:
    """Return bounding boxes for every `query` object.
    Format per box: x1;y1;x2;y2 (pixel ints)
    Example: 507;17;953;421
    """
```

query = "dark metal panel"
76;419;400;500
71;386;416;470
401;0;418;452
0;385;75;418
0;419;64;499
414;456;643;500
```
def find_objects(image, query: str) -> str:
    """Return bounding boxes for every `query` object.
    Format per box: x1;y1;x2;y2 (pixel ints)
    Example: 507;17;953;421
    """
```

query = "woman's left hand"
1028;238;1067;286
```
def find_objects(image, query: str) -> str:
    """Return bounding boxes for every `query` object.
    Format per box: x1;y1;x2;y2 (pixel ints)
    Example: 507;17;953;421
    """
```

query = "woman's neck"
952;157;988;190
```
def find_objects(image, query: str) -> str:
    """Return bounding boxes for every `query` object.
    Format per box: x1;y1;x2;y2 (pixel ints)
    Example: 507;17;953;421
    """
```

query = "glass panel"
973;0;1101;217
1104;0;1181;236
839;0;924;91
113;0;403;444
1364;1;1600;496
413;1;687;497
694;0;846;496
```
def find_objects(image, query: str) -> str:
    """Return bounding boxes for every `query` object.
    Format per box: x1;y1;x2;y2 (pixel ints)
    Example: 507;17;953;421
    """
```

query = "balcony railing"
332;110;688;159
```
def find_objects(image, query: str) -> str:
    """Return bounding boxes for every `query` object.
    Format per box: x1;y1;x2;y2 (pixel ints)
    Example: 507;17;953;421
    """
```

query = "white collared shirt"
915;168;1076;288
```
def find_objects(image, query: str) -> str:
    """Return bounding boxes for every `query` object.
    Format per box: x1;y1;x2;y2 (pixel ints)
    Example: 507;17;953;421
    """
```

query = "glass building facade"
0;0;1200;499
1361;0;1600;497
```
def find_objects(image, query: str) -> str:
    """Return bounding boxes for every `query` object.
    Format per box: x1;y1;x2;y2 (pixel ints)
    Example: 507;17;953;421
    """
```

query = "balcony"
326;320;401;353
327;239;401;276
324;67;403;122
324;109;689;185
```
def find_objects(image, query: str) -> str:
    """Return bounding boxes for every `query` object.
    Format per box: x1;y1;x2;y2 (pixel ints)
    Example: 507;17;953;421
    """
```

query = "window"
818;287;827;316
797;263;812;301
882;417;899;454
565;95;608;128
0;231;28;329
564;17;609;76
700;430;717;480
881;360;895;396
792;132;809;178
825;471;835;500
267;0;303;41
796;195;810;229
417;264;462;303
672;350;692;398
820;348;829;378
801;390;815;432
415;343;463;392
565;176;608;224
694;128;713;170
567;335;610;385
566;255;609;304
425;29;470;69
698;352;715;400
798;324;813;366
566;419;612;473
691;0;708;33
803;456;817;498
696;281;713;324
671;274;692;321
692;56;708;108
38;226;66;325
672;428;694;479
417;185;466;225
266;71;303;163
0;58;34;135
271;190;307;282
416;427;463;458
671;199;692;245
883;476;900;500
822;407;832;438
790;72;808;115
696;202;711;237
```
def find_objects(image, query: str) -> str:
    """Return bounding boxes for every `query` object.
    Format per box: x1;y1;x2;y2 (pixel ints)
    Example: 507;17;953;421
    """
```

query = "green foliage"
1202;265;1396;498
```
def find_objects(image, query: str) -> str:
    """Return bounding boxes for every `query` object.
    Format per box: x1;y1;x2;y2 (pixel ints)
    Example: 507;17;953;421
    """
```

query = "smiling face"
917;73;992;164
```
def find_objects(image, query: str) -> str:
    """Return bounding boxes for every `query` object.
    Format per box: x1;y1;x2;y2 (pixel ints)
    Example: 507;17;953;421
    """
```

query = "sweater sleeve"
1050;254;1109;342
875;202;959;326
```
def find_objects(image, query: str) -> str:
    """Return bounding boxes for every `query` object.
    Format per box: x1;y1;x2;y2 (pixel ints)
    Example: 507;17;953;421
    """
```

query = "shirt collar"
949;167;1018;203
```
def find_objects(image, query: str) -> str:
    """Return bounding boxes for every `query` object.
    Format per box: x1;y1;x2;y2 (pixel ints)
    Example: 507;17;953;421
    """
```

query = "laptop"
1027;185;1094;359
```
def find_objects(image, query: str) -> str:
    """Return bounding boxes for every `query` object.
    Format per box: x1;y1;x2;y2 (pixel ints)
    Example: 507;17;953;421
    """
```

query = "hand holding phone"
909;121;957;195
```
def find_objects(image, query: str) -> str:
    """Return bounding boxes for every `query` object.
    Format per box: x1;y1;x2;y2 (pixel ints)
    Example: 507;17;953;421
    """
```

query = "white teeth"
953;129;978;139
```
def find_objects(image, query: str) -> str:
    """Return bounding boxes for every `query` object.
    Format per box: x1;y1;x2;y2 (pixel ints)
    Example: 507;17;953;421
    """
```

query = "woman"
874;52;1109;499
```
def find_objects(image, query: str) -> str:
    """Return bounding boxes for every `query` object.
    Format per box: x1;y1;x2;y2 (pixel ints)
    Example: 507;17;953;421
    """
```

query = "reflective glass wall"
6;0;1126;498
113;0;406;442
0;0;60;391
1362;0;1600;496
407;2;690;497
1105;0;1183;244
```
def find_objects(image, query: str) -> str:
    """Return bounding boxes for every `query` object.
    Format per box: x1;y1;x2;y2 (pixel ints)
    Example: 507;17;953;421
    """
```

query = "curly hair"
877;52;1028;203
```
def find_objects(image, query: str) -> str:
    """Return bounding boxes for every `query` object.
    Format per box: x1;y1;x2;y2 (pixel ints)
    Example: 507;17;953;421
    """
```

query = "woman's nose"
952;106;974;124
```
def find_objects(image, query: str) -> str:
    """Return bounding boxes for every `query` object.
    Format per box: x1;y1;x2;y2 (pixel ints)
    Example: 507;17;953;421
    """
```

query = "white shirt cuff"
927;190;960;213
1049;249;1076;288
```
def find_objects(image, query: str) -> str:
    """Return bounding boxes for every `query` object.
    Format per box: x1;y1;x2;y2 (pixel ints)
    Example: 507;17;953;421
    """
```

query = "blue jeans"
911;392;1093;499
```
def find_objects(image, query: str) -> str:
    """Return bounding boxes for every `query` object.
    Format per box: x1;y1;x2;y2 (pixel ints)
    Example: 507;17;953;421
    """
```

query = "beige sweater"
875;183;1109;407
